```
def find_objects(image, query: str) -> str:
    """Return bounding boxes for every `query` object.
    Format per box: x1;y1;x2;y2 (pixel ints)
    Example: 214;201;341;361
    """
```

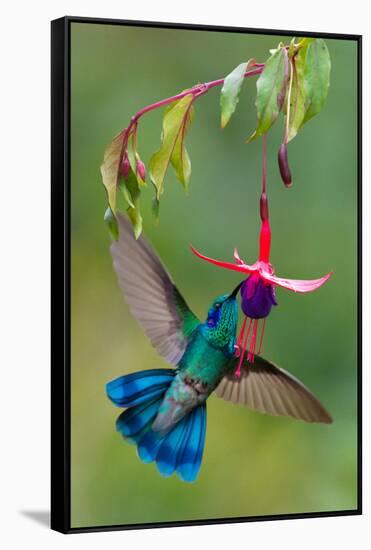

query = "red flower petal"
190;246;255;275
262;271;333;293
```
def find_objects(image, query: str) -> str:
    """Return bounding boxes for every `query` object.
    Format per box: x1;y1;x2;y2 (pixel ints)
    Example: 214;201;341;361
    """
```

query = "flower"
191;218;332;377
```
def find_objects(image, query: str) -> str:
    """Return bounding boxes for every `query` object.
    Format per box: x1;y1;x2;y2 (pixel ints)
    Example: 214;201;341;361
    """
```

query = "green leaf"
126;133;137;173
119;169;143;238
248;47;289;142
126;133;146;187
104;206;119;240
297;37;315;50
127;203;143;239
302;39;331;124
285;55;306;142
171;132;192;191
119;178;135;209
149;94;194;199
169;102;195;191
100;130;125;212
283;38;318;142
220;59;255;128
123;170;140;204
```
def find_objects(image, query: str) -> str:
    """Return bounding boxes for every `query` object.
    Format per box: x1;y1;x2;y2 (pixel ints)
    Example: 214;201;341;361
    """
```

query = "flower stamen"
257;318;266;356
247;319;259;363
235;318;253;377
235;317;247;354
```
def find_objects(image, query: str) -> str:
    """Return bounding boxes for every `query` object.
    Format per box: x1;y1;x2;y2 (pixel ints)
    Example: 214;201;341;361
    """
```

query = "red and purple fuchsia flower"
191;135;332;377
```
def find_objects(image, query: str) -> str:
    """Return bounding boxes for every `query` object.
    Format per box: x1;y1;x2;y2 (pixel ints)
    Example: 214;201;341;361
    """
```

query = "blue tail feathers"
106;368;175;407
177;405;207;482
106;369;207;483
138;405;207;482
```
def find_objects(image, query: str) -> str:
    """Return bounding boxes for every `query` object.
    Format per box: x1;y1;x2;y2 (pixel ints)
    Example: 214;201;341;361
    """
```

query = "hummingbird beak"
228;281;243;299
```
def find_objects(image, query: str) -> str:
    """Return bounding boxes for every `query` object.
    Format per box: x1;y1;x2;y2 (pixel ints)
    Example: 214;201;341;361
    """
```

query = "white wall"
0;1;369;548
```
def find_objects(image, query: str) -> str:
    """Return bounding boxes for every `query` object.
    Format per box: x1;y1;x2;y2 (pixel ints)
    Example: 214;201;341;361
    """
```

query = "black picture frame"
51;16;362;534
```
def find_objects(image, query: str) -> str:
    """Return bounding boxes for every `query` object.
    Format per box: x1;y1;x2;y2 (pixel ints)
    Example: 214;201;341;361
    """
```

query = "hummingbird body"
179;295;238;391
106;215;332;483
152;297;237;435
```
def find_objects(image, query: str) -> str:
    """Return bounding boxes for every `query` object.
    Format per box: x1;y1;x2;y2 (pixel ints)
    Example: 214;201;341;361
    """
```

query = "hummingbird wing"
215;355;332;424
110;214;200;366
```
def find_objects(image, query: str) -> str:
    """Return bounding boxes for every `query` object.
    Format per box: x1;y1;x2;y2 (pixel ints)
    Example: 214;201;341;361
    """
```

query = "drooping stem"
260;133;269;221
122;66;264;146
259;132;271;262
262;131;267;195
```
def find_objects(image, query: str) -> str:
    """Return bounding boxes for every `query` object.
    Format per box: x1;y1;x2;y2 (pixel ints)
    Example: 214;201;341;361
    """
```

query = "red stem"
262;132;267;195
123;65;264;144
259;133;271;262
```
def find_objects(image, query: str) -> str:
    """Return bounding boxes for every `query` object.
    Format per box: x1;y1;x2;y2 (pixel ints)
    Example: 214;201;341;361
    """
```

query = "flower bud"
260;192;269;222
120;154;130;180
278;144;292;187
136;158;146;181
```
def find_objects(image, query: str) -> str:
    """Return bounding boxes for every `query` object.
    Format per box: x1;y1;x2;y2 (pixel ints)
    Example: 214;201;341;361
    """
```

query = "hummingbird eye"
215;303;221;309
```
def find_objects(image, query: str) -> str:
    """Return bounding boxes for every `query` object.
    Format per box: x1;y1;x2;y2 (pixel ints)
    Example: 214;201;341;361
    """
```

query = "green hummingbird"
106;215;332;483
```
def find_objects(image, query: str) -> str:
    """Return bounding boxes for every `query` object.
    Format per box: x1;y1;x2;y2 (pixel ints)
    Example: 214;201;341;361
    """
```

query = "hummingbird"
106;215;332;483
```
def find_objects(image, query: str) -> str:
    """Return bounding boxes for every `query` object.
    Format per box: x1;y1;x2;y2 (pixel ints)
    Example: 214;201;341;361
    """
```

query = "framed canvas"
51;16;362;533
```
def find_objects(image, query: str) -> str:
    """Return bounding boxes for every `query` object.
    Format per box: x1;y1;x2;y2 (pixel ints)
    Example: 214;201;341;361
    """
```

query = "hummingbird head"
204;283;242;354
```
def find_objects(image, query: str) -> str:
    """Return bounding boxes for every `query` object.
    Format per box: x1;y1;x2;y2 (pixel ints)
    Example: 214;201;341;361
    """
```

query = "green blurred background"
70;22;358;528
